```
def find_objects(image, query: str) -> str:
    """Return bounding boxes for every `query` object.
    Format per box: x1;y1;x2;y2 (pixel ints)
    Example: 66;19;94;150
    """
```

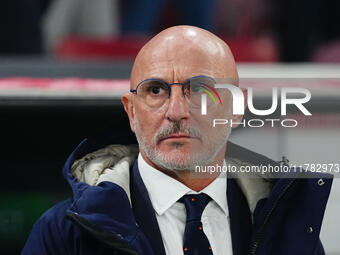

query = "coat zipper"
249;179;296;255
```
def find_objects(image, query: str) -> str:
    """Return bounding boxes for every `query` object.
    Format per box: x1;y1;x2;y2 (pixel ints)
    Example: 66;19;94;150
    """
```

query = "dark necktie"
180;193;213;254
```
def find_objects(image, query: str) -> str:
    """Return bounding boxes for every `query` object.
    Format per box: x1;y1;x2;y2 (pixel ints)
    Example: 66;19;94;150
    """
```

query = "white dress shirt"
138;154;233;255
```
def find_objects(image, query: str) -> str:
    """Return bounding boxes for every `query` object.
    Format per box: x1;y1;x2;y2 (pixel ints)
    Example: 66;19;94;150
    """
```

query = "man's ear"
231;87;248;128
122;93;135;133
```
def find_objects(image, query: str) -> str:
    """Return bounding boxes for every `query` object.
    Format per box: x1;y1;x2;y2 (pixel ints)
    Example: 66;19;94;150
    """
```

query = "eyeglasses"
130;75;219;108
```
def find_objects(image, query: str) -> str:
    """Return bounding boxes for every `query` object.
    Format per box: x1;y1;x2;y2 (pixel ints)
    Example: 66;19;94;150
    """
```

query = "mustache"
155;121;202;143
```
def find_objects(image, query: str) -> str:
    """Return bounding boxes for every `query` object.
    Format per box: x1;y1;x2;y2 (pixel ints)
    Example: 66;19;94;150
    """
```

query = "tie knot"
180;193;211;222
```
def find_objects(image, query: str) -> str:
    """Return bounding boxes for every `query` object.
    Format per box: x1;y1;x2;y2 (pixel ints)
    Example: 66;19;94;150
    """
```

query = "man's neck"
159;169;221;192
141;147;226;192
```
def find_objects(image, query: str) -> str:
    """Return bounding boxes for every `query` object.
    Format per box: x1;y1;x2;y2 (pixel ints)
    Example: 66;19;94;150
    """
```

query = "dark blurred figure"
277;0;340;62
0;0;51;55
121;0;216;34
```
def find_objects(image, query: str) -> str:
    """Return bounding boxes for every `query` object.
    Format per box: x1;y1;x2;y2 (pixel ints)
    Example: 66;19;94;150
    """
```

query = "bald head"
122;26;243;180
130;25;238;88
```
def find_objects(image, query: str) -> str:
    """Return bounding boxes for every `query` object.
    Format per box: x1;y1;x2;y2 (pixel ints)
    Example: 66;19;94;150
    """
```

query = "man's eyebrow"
181;75;216;83
184;75;216;83
138;77;166;83
189;75;215;80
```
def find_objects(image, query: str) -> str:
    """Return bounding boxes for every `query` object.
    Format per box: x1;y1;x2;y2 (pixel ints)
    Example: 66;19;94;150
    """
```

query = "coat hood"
63;137;291;214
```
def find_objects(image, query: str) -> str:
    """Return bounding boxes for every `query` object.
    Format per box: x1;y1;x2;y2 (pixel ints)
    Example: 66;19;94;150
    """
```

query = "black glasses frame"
130;75;216;98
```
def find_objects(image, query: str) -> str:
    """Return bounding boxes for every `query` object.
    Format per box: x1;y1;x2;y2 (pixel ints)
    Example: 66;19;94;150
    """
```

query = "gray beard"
141;141;225;171
133;116;229;172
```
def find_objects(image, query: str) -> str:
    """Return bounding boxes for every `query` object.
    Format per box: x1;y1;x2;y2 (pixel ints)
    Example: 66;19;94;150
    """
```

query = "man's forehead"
130;26;238;87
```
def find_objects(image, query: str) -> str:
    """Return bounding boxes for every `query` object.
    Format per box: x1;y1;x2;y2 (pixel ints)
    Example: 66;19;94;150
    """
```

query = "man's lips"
160;133;192;141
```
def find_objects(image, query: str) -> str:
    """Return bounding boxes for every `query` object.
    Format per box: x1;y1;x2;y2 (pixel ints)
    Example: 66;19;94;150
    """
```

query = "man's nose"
165;85;190;122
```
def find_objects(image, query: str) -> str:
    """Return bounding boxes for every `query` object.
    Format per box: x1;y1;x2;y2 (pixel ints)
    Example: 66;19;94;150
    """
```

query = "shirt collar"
199;168;228;214
138;153;228;216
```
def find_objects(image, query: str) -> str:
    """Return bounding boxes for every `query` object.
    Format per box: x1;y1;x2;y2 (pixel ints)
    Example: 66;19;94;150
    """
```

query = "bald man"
23;26;332;255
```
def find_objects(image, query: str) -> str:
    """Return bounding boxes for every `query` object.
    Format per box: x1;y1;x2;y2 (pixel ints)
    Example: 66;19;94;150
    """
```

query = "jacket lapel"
130;160;167;255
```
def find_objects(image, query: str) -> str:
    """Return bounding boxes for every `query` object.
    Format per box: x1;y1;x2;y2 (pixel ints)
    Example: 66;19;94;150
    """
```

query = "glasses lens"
188;77;216;107
137;80;169;108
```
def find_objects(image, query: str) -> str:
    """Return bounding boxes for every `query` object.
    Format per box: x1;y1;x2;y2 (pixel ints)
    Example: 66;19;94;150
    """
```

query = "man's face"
123;30;242;172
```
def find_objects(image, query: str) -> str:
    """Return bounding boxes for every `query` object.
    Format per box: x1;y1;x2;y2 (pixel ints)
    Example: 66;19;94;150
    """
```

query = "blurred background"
0;0;339;254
